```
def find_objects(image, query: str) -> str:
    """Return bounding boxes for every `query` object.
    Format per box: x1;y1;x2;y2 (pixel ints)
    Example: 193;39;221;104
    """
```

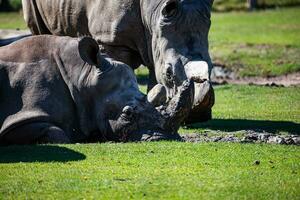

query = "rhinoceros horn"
139;79;193;141
152;79;194;133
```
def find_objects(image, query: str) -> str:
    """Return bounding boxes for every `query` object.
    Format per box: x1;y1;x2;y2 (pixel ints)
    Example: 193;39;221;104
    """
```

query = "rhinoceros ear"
78;37;100;66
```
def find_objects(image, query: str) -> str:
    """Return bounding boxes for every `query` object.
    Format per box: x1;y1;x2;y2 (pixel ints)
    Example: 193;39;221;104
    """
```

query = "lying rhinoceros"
0;35;194;145
22;0;215;123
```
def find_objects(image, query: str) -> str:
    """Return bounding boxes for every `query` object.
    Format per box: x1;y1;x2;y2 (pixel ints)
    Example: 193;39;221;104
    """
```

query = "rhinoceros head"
141;0;215;122
76;37;194;142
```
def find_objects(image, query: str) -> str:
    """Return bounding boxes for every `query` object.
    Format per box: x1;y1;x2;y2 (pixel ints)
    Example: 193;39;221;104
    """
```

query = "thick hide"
22;0;214;123
0;35;193;145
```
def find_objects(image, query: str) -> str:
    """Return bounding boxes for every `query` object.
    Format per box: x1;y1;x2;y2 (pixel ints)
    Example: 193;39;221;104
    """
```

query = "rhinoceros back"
22;0;150;68
23;0;90;36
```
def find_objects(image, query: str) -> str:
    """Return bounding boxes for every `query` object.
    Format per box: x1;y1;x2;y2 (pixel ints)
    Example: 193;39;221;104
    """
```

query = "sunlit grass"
180;85;300;134
210;7;300;76
135;82;300;135
0;143;299;199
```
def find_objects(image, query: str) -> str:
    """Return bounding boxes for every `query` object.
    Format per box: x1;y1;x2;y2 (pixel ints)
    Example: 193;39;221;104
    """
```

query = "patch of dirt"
181;131;300;145
211;66;300;87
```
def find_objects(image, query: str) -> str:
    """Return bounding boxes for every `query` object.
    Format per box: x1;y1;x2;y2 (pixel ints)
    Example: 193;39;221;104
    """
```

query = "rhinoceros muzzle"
150;61;215;124
143;79;194;140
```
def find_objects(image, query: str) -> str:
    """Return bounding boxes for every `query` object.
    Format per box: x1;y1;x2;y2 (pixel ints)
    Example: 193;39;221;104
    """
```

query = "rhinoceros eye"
162;1;178;19
121;106;134;121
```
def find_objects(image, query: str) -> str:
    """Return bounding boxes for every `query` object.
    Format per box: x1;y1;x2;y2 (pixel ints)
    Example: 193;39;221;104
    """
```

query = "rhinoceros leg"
1;122;70;145
22;0;51;35
147;69;158;93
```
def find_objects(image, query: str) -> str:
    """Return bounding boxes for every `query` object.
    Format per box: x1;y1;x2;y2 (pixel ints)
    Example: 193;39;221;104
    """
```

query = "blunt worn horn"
158;79;194;133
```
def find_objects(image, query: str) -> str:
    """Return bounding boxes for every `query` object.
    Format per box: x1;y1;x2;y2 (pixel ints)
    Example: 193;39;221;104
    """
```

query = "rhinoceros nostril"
191;76;207;83
165;64;173;81
166;69;172;80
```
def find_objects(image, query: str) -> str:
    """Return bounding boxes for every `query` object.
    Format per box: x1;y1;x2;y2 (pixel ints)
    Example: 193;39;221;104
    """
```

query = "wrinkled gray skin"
22;0;215;123
0;35;194;145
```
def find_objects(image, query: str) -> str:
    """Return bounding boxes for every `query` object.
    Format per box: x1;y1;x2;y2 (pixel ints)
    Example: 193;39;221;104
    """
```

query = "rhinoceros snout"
185;80;215;123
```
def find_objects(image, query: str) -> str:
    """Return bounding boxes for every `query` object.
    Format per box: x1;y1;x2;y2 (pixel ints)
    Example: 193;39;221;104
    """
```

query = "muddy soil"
181;131;300;145
211;66;300;87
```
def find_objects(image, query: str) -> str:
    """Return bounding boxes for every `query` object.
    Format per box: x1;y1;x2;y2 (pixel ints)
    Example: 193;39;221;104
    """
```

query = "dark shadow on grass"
0;145;86;163
186;119;300;135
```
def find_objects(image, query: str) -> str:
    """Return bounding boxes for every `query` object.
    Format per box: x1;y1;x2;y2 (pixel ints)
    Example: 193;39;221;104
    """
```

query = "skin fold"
22;0;215;123
0;35;193;144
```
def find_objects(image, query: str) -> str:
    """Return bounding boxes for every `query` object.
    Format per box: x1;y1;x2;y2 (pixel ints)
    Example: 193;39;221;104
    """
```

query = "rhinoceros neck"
84;0;153;67
25;0;153;68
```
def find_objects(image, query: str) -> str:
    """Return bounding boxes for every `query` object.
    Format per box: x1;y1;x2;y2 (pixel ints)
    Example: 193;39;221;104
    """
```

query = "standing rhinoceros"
22;0;215;123
0;35;194;144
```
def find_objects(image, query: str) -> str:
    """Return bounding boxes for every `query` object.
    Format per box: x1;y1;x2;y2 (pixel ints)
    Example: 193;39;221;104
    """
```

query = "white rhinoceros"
0;35;194;144
22;0;215;123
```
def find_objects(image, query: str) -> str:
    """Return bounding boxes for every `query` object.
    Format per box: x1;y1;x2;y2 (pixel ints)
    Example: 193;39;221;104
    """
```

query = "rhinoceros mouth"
126;127;182;142
140;131;182;142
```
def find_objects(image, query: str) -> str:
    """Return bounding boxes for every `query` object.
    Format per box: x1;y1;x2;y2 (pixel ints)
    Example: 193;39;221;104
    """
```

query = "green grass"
0;84;299;199
0;143;299;199
180;85;300;134
0;12;26;29
210;7;300;77
210;85;300;123
213;0;300;11
136;84;300;135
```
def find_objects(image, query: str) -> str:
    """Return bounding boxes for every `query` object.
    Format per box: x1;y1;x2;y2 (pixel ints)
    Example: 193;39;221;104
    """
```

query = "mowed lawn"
0;85;299;199
180;85;300;135
0;143;299;199
210;7;300;77
137;84;300;135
